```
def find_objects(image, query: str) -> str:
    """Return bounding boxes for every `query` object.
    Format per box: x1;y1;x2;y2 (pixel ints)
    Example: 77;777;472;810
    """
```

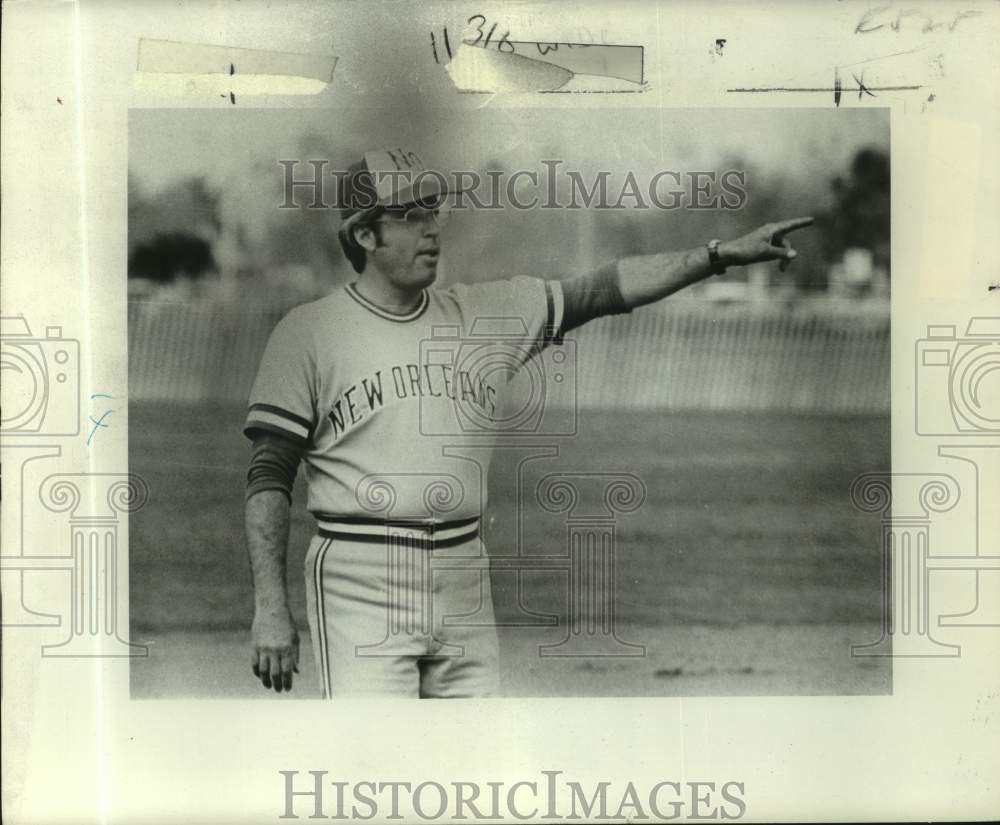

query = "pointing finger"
771;216;815;238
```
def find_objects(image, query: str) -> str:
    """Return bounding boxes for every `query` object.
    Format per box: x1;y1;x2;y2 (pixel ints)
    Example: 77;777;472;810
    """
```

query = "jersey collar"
345;283;429;323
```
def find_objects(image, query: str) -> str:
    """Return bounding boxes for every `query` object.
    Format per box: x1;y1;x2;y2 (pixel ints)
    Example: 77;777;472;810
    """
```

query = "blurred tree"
128;174;222;256
128;173;223;285
128;232;217;283
821;147;890;274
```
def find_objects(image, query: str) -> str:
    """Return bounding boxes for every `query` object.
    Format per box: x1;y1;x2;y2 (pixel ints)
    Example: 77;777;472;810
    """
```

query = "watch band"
707;239;726;276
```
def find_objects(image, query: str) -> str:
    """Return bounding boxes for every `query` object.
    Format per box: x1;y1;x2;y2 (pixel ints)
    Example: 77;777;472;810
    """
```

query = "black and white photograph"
127;106;891;699
4;2;999;822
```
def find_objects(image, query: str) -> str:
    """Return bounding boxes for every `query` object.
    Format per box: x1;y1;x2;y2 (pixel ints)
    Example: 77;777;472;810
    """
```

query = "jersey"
244;276;565;527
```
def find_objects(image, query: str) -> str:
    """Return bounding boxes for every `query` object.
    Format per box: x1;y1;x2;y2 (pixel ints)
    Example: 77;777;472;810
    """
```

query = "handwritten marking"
86;394;115;446
853;71;876;102
430;15;613;65
432;14;514;64
714;39;726;56
434;13;643;93
443;38;644;93
855;7;983;35
86;412;113;446
729;71;921;107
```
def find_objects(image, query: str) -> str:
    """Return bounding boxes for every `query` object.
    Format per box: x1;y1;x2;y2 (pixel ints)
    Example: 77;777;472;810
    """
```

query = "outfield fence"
128;299;889;413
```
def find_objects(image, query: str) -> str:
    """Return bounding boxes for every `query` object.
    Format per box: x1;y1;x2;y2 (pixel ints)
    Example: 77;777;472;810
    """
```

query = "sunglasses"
375;201;452;228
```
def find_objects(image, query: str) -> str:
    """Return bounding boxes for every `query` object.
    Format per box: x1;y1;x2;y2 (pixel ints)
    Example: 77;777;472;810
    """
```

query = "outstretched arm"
616;216;815;310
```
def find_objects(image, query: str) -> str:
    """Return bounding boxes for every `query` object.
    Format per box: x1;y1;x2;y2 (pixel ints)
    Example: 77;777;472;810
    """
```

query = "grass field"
129;402;891;698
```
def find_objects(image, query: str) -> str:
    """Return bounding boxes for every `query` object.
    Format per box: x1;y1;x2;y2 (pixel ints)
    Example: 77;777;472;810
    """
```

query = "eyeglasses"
375;202;452;229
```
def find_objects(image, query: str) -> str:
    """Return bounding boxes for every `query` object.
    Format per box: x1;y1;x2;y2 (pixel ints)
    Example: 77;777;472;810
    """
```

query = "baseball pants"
303;519;500;698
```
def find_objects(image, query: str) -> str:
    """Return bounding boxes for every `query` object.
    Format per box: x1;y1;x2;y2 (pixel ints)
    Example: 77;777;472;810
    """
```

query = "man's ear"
353;224;377;253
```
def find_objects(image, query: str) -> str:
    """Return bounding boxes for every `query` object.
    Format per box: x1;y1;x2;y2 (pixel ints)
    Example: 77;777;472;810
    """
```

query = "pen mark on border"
86;411;113;446
728;69;921;107
727;84;921;93
86;393;115;445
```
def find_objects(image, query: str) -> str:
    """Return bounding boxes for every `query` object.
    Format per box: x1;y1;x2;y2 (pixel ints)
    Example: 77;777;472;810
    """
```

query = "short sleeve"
448;276;565;359
243;311;317;446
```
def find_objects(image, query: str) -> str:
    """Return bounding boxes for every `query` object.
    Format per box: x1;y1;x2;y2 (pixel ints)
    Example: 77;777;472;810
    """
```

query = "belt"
313;513;481;547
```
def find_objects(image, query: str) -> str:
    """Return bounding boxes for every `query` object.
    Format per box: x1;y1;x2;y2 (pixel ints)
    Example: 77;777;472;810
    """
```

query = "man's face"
364;204;443;290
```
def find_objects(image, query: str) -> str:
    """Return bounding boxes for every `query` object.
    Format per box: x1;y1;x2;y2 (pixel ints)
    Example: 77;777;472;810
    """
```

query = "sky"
129;107;889;283
130;107;889;196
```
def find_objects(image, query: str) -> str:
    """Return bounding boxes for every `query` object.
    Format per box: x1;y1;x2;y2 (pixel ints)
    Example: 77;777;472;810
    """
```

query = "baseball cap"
337;148;461;273
337;149;457;226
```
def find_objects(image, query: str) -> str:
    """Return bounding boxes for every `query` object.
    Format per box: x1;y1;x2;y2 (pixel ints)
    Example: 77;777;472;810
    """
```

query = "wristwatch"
707;239;727;276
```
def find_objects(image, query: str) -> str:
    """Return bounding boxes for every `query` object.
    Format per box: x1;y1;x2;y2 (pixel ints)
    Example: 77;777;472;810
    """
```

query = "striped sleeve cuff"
545;279;566;346
243;403;313;445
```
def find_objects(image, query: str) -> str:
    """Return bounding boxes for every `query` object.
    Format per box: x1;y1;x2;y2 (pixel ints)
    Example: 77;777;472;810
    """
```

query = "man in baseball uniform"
244;148;813;698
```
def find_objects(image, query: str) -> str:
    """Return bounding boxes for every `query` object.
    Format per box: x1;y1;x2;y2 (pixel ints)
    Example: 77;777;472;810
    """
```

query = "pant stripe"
312;537;334;699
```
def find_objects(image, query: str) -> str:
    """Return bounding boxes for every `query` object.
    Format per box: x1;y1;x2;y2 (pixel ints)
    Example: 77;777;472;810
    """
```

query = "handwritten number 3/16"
431;16;514;63
462;15;514;52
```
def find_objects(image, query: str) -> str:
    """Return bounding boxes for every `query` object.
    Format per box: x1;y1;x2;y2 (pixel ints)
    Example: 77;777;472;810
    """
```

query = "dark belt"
313;513;481;547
